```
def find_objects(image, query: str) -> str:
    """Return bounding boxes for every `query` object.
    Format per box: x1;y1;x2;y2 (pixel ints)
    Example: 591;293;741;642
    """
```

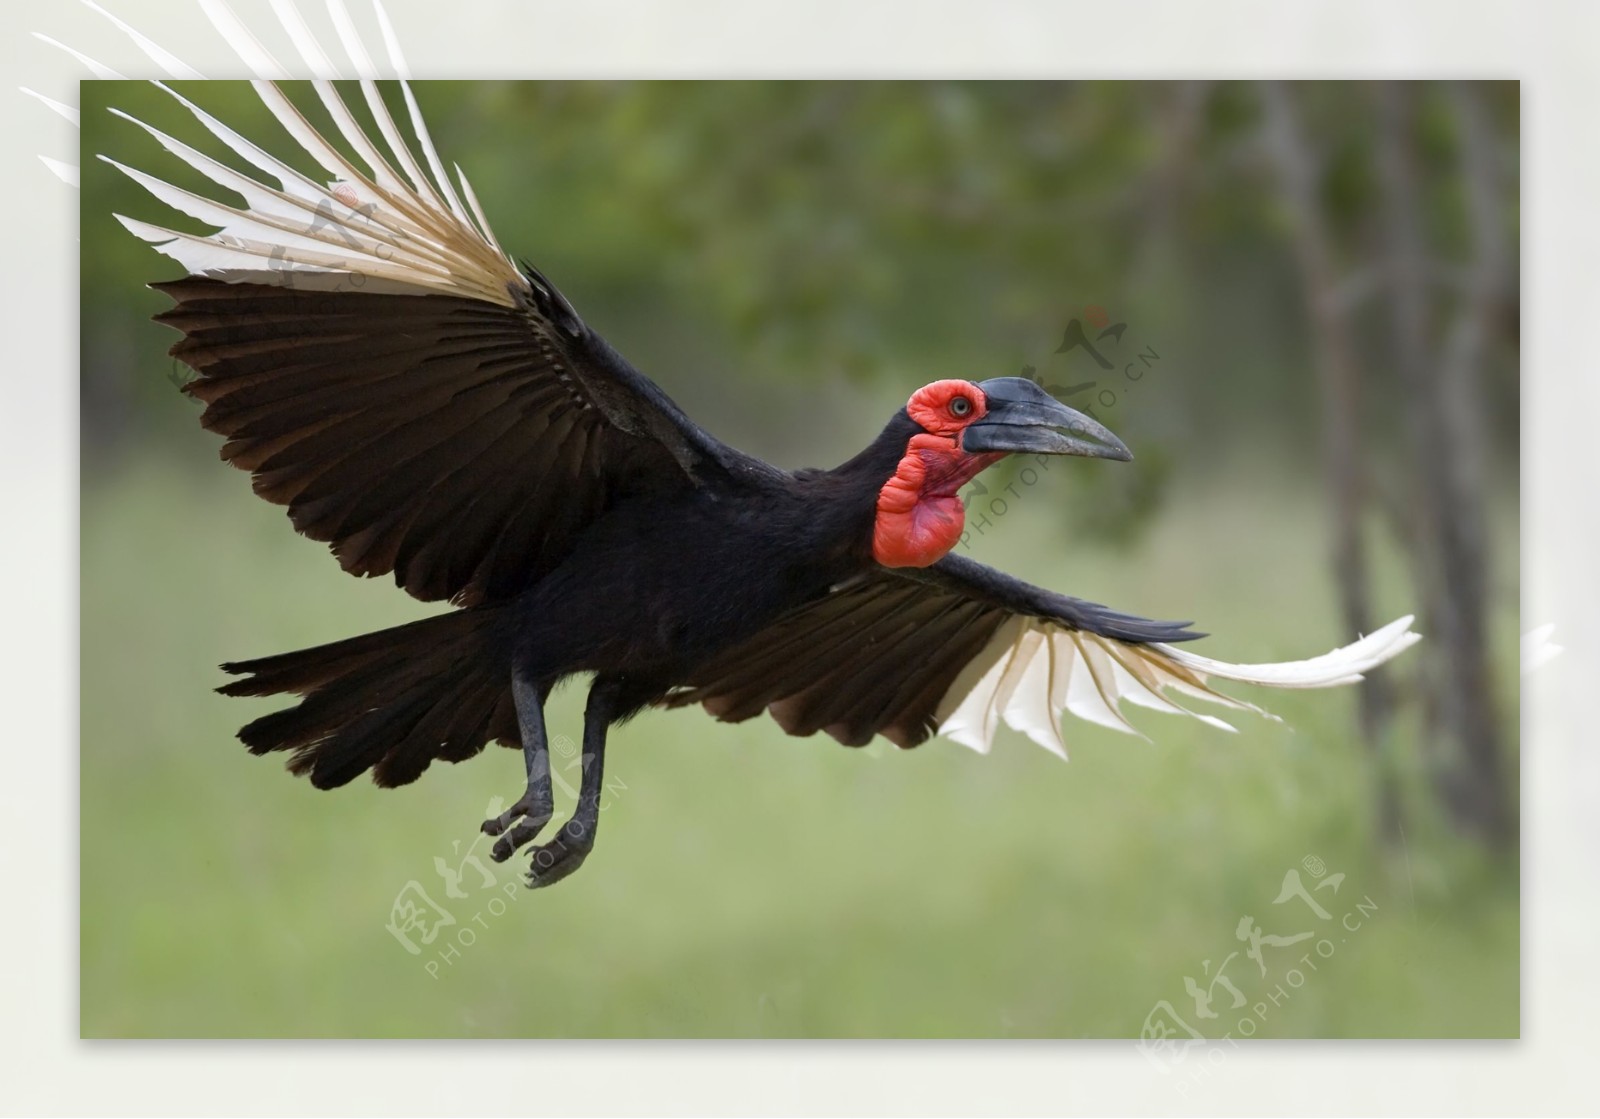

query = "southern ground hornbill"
107;80;1420;887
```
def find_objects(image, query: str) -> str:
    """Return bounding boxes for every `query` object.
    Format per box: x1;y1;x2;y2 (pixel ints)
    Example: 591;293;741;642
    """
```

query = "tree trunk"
1374;81;1512;849
1260;82;1404;845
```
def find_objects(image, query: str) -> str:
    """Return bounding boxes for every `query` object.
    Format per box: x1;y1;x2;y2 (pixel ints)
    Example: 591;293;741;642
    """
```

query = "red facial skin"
873;379;1004;568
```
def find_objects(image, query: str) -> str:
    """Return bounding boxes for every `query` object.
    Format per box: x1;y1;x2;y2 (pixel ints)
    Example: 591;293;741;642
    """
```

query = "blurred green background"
79;80;1519;1038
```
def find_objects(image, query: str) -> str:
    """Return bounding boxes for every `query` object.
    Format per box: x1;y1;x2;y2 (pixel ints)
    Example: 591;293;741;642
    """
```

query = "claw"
480;793;552;861
524;820;594;888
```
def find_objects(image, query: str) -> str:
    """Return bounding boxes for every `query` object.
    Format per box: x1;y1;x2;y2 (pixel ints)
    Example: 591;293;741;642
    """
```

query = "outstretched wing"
667;553;1420;756
106;80;771;606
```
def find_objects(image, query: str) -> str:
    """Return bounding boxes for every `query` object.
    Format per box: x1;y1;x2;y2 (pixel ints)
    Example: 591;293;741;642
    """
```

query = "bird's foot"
481;790;554;863
524;818;595;889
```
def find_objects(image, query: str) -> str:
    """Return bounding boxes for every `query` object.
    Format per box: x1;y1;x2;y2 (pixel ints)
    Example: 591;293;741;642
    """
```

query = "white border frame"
6;0;1590;1113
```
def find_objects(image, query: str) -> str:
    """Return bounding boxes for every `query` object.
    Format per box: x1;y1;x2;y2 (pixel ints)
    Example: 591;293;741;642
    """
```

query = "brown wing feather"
666;574;1010;749
158;276;747;606
665;558;1201;750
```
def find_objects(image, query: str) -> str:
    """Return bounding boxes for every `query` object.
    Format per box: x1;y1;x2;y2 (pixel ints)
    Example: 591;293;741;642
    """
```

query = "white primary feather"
34;1;423;218
371;0;412;77
1003;630;1067;758
1521;623;1562;675
935;614;1420;757
33;32;126;80
1062;631;1141;735
78;0;202;78
21;87;80;127
107;75;521;306
40;155;78;187
267;0;340;76
328;0;380;77
359;80;442;207
937;617;1024;754
196;0;289;79
398;78;473;226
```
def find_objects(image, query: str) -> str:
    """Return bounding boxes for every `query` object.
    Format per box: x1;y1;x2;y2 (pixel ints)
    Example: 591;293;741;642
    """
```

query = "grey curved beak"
961;376;1132;461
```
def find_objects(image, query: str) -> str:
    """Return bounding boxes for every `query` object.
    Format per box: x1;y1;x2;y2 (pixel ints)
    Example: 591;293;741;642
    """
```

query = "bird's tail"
219;605;518;790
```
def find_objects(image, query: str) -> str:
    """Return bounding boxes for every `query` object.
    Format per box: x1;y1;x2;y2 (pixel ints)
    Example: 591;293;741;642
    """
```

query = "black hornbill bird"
107;80;1419;888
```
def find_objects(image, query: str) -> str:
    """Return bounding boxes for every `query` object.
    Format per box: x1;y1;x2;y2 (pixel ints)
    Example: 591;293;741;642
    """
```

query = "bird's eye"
949;396;973;417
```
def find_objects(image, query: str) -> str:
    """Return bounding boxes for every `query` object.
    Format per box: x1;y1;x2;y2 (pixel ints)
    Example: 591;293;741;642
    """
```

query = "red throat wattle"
873;380;1002;568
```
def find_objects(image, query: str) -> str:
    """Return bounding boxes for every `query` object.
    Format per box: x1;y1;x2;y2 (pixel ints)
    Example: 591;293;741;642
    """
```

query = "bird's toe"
482;794;553;860
524;820;595;888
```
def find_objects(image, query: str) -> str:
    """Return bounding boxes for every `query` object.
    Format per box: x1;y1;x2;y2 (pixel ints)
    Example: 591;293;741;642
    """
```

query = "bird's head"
873;377;1131;569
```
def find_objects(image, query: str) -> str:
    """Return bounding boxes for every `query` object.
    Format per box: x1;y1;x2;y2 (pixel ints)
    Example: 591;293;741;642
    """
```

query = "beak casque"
961;377;1133;461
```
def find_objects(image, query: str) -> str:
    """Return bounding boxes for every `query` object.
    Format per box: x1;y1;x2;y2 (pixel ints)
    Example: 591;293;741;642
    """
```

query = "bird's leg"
524;676;618;889
481;670;555;862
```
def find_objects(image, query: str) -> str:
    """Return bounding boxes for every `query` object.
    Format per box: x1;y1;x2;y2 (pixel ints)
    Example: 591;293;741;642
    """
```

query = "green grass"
80;454;1519;1038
